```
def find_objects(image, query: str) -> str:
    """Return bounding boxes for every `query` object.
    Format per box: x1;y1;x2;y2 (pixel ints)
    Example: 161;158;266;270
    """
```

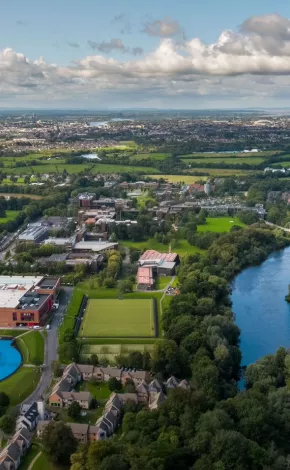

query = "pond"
0;339;22;381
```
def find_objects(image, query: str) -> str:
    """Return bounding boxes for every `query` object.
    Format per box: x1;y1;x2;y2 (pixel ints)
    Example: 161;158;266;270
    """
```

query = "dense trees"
70;226;290;469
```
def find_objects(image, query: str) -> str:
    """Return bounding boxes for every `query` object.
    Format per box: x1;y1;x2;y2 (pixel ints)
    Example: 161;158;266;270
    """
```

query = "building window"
21;313;35;322
12;312;17;321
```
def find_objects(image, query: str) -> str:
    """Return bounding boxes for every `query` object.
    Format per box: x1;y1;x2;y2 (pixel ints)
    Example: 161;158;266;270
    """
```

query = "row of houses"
49;363;150;409
0;400;46;470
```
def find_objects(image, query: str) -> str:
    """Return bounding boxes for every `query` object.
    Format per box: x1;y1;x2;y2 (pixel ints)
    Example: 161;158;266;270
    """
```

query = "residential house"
0;427;32;470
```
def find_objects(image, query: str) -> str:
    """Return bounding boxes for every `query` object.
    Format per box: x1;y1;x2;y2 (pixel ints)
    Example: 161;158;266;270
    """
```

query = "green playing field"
80;299;156;338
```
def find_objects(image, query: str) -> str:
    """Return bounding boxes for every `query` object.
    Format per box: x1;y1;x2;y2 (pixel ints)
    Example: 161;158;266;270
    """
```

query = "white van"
46;324;50;330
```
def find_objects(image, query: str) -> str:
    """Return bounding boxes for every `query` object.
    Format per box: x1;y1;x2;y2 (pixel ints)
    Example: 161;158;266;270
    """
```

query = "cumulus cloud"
4;14;290;106
143;17;183;37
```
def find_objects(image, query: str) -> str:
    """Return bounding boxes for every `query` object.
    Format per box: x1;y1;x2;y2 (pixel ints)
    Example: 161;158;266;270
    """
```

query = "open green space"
156;276;173;290
180;150;281;158
186;168;254;176
0;367;41;406
181;157;265;165
0;210;20;223
80;298;155;338
147;174;207;183
121;238;205;257
19;444;64;470
80;342;155;364
16;331;44;365
0;329;27;337
7;162;160;175
197;217;245;233
131;152;169;161
78;380;111;401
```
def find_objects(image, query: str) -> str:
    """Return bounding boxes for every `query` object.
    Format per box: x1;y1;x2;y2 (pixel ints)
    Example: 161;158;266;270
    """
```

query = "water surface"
231;246;290;366
0;339;22;380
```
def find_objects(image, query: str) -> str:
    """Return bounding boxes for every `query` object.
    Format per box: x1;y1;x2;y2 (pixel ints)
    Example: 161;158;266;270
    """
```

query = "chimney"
37;401;45;420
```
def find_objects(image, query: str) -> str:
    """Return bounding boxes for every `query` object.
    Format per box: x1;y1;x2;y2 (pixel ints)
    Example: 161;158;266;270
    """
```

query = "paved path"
27;451;41;470
24;287;73;404
264;221;290;233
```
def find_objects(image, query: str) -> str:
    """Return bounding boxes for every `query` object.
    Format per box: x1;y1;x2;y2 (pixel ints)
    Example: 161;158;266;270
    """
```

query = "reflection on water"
231;246;290;366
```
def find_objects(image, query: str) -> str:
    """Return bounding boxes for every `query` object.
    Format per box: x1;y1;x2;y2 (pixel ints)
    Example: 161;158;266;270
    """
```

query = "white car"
46;325;50;330
33;325;41;330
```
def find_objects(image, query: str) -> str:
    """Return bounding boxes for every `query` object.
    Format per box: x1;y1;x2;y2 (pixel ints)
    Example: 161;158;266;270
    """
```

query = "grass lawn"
18;443;41;470
53;406;104;426
20;448;67;470
16;331;44;365
121;238;205;257
197;217;245;233
131;152;169;161
80;299;155;338
0;367;41;406
181;157;265;165
79;381;111;401
146;174;207;184
156;276;172;290
0;329;27;337
0;210;20;223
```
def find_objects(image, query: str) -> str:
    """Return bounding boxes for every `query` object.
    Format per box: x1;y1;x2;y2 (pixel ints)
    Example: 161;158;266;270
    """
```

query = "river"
231;246;290;366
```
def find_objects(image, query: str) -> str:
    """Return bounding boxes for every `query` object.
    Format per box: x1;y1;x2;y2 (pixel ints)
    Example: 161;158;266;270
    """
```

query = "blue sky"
1;1;290;108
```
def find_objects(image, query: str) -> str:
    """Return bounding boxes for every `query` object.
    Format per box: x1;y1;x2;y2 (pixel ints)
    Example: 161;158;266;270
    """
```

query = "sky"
1;0;290;109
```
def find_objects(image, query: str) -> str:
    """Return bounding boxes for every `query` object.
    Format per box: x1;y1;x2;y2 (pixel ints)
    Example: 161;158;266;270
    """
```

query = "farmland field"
80;298;156;338
181;157;265;165
146;174;207;183
7;162;160;175
198;217;245;233
180;150;281;158
186;168;254;176
131;152;169;161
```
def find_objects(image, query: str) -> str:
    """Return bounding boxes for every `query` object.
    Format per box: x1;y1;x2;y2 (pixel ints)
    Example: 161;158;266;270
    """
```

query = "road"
25;286;73;404
264;221;290;233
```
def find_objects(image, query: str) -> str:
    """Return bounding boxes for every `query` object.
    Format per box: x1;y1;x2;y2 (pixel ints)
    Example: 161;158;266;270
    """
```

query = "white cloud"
3;14;290;106
143;17;183;37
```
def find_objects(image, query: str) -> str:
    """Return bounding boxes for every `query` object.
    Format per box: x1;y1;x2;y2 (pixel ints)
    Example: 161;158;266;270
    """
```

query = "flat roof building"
0;276;60;327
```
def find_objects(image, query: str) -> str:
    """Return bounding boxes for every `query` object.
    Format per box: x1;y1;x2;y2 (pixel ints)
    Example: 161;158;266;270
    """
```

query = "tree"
52;361;62;378
108;377;122;392
42;421;78;464
90;354;99;366
0;414;14;434
68;401;82;420
0;392;10;408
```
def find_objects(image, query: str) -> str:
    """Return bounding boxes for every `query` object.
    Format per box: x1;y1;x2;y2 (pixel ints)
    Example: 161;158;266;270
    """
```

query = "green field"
7;162;160;175
80;299;155;338
180;150;280;158
80;342;155;364
147;174;207;183
121;238;205;257
0;329;27;337
131;152;169;161
16;331;44;365
0;367;41;406
186;168;254;176
0;210;20;223
181;157;265;165
198;217;245;233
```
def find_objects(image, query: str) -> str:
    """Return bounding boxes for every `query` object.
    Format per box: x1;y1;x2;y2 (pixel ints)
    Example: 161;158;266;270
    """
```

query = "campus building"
137;250;179;290
0;276;60;327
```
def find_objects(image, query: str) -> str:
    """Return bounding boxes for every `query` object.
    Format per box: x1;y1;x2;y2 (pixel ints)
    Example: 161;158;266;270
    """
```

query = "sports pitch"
80;299;156;338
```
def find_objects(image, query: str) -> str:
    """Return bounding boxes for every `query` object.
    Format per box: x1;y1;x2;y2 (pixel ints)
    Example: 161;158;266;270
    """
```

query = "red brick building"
0;276;60;327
